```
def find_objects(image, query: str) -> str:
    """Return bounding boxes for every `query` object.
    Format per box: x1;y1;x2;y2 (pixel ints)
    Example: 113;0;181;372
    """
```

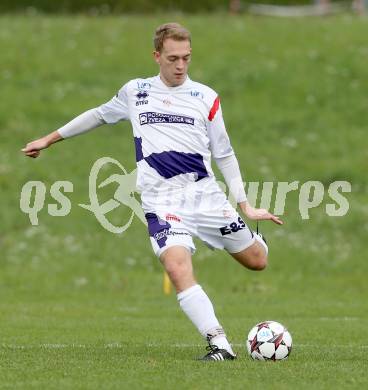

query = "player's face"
154;39;192;87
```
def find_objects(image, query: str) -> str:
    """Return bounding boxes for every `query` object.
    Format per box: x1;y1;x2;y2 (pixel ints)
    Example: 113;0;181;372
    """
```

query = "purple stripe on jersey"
134;137;144;162
145;213;172;248
145;151;208;182
134;136;208;180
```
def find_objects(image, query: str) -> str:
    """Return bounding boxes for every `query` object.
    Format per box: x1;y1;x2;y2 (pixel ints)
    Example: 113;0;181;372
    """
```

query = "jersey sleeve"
207;96;234;159
96;82;130;124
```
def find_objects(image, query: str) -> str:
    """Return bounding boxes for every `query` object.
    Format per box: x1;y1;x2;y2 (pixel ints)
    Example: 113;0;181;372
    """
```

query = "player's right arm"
21;108;104;158
21;82;131;159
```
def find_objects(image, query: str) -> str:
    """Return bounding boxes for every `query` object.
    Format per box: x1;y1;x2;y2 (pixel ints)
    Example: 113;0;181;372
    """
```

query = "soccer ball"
246;321;292;361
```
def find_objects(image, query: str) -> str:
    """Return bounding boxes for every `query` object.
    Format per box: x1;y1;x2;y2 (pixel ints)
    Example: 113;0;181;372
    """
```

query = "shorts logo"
165;213;181;222
154;229;189;241
154;229;170;241
139;112;194;126
219;216;246;236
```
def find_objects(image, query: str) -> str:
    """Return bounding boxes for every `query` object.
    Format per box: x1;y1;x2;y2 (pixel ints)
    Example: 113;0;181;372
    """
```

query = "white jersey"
96;75;234;211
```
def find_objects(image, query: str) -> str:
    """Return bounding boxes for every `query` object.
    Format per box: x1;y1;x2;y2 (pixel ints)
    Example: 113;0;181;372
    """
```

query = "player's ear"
153;51;161;65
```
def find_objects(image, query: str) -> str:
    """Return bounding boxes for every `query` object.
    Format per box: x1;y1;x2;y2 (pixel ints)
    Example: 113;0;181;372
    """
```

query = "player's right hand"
21;138;49;158
240;202;283;225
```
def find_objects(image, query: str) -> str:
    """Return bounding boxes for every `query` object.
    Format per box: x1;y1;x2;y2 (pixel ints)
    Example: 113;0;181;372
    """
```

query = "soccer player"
22;23;283;361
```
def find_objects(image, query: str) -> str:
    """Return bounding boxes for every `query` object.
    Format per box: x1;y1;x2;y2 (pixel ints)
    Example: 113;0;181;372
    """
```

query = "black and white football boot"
200;344;237;361
198;337;236;362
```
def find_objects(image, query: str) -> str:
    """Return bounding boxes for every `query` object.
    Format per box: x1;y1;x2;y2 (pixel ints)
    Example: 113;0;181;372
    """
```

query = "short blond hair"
153;23;191;53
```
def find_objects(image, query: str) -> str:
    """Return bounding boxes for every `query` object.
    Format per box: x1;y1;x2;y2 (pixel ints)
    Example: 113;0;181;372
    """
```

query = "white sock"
177;284;235;355
207;330;235;356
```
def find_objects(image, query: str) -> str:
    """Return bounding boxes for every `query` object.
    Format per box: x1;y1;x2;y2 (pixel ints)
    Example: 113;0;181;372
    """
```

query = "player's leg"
160;245;236;360
160;245;195;292
229;234;268;271
196;205;268;271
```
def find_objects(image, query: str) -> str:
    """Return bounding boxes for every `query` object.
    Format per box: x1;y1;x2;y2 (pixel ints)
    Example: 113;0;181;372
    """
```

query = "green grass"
1;13;368;389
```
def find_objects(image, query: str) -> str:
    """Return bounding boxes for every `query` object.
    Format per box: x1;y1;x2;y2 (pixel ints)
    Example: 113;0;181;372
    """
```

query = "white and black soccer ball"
246;321;292;361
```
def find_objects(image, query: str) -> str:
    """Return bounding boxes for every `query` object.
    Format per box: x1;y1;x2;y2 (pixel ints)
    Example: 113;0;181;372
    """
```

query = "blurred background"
0;0;367;14
0;1;367;388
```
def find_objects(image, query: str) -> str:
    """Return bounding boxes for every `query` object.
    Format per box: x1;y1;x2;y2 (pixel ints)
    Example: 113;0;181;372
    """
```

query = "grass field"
1;13;368;389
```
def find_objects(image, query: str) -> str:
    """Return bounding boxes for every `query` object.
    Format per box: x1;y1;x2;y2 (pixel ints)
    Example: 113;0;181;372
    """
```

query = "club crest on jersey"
136;91;149;106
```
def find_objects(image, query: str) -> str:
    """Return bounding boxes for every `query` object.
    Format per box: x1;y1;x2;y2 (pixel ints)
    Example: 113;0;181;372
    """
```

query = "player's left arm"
215;155;282;225
207;96;282;225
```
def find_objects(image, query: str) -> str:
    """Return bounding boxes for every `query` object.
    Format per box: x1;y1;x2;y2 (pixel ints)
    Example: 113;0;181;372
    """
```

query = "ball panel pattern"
246;320;292;361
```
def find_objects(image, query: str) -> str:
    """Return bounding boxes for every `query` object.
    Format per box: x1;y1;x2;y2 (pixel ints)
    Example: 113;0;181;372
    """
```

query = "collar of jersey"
156;74;190;90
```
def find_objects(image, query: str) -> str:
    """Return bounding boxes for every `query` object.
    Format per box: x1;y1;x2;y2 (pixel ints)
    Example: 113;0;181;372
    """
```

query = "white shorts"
144;201;255;258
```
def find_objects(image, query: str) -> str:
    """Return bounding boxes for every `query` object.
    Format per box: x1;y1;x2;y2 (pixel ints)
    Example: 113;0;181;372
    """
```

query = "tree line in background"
0;0;336;14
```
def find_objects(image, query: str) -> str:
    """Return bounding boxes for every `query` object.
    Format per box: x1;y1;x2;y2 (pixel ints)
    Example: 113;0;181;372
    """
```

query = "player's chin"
173;74;185;83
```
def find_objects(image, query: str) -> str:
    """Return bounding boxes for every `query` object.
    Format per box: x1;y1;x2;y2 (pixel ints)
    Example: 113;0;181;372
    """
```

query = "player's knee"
231;243;268;271
246;244;268;271
167;263;189;282
163;255;192;283
251;253;268;271
250;240;268;270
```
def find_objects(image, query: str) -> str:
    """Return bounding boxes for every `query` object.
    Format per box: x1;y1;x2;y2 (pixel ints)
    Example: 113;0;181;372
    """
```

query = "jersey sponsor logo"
190;90;204;99
219;216;246;236
137;81;151;90
165;213;181;222
139;112;194;126
136;91;149;106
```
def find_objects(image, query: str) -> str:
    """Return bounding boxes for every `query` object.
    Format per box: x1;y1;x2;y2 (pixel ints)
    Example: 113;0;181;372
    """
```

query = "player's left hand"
239;202;283;225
